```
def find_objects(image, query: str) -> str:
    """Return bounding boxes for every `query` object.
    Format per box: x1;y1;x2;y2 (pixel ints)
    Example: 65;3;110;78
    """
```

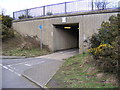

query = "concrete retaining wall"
13;9;119;52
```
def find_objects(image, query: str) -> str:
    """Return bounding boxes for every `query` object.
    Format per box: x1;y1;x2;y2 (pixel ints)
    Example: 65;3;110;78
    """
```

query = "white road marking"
6;60;46;66
7;65;19;71
14;72;21;76
38;61;45;63
65;51;78;54
3;66;21;76
3;66;14;72
2;60;46;77
25;61;45;66
24;64;31;66
7;65;10;67
59;52;64;53
3;66;8;70
0;64;2;66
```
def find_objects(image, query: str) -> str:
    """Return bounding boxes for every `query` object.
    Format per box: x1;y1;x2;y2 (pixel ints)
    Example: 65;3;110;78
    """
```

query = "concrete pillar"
79;16;84;54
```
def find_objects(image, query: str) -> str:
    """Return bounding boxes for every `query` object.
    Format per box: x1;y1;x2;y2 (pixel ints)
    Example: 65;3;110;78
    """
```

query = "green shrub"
18;15;33;19
0;14;14;41
1;24;15;41
46;12;53;16
88;14;120;73
0;15;2;20
2;15;13;28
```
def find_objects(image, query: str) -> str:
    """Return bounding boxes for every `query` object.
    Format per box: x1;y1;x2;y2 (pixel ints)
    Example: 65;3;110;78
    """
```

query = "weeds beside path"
47;53;118;88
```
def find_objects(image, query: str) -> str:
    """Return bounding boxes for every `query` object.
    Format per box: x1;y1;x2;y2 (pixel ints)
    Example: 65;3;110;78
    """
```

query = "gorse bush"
88;14;120;73
0;15;2;20
1;24;14;41
2;15;13;28
89;15;119;48
0;14;15;41
88;43;113;56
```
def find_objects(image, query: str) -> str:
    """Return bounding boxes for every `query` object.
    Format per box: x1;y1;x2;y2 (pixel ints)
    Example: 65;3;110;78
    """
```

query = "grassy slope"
2;32;51;57
47;53;118;88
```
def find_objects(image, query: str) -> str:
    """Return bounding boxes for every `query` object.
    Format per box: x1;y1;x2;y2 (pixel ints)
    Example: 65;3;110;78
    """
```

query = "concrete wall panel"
13;10;119;52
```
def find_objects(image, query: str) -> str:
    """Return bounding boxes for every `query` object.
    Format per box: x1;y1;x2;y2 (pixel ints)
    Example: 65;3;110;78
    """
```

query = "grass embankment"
47;53;118;88
2;32;51;57
3;47;50;57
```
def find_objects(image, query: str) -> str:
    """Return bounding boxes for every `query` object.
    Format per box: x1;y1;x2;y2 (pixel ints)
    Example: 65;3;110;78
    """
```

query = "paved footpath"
1;49;79;88
23;48;79;88
36;48;79;60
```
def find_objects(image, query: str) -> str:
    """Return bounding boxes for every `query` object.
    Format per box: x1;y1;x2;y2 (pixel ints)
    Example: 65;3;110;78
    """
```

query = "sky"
0;0;119;17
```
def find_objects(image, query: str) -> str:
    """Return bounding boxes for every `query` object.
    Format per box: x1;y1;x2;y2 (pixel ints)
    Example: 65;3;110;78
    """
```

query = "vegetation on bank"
88;14;120;74
0;15;15;41
1;13;119;87
47;53;118;88
1;14;51;57
47;14;119;88
2;33;51;57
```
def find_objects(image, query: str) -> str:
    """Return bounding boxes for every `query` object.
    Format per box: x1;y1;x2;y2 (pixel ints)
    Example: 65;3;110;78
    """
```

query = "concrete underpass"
13;9;119;53
53;23;79;51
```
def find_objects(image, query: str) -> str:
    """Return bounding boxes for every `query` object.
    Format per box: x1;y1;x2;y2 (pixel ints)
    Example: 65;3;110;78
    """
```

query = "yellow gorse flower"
0;15;3;20
87;43;113;55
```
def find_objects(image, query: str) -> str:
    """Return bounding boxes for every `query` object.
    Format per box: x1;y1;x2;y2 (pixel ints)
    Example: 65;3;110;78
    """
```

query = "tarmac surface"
2;58;49;88
1;48;79;88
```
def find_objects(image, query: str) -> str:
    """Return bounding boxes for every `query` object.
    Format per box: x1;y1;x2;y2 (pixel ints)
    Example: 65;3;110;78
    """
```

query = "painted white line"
3;66;9;70
8;69;14;73
14;72;21;76
0;64;2;66
7;65;11;67
7;65;18;71
25;61;45;66
59;52;64;53
38;61;45;63
5;62;23;66
7;65;13;68
7;65;14;69
3;66;14;72
24;64;31;66
5;60;39;66
64;51;78;54
3;66;21;76
6;60;46;66
72;50;77;52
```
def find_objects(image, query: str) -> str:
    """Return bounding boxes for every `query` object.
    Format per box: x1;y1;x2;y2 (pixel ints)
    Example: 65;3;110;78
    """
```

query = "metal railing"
13;0;119;20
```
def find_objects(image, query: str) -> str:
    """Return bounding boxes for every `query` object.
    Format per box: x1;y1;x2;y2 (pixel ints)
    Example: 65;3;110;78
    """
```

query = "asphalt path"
1;58;54;88
1;48;79;88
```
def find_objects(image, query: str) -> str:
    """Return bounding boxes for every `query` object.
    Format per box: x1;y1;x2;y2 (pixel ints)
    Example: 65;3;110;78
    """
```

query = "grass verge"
2;32;51;57
3;47;51;58
47;53;118;88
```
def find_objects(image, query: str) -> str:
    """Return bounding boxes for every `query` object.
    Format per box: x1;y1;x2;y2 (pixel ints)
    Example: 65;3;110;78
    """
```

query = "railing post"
13;12;15;20
43;6;45;16
91;0;94;10
26;9;28;18
65;2;67;14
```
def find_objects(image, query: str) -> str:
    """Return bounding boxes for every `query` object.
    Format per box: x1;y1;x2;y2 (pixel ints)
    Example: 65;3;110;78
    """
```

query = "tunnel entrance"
53;23;79;51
